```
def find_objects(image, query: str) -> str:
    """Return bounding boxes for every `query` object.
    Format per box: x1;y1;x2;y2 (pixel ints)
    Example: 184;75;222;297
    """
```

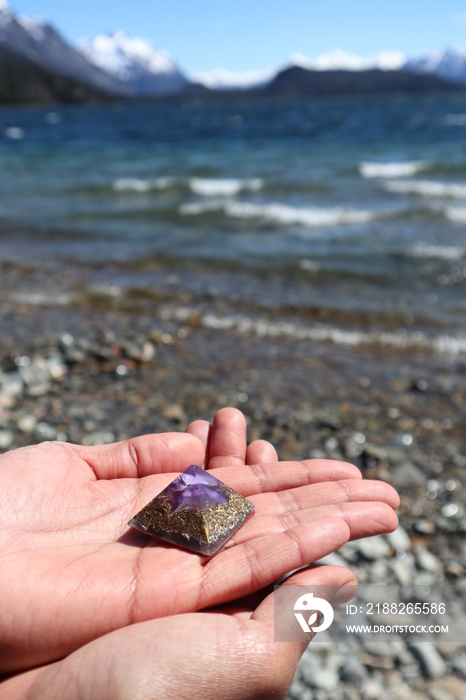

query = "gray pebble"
428;687;454;700
391;462;426;489
414;519;436;535
386;525;411;552
17;414;38;434
34;422;57;441
0;429;14;449
409;642;446;678
339;655;367;685
82;431;116;446
311;667;339;692
0;371;23;398
354;535;390;560
415;547;441;573
451;656;466;680
391;552;416;585
362;679;384;699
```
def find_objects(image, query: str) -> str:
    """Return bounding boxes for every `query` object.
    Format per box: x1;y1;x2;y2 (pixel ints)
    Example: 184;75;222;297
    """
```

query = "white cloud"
452;11;466;24
194;65;275;89
289;49;405;71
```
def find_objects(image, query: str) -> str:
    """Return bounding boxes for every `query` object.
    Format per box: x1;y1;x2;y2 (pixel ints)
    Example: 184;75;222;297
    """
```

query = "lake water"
1;94;466;357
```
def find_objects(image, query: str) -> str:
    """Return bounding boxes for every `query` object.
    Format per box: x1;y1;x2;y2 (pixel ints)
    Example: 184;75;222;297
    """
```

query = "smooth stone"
27;382;51;397
46;356;67;379
0;372;23;398
82;431;116;446
17;414;38;433
391;462;426;489
415;547;441;573
391;552;416;585
414;519;436;535
339;656;367;684
428;688;454;700
311;667;339;692
451;657;466;680
34;422;57;440
386;525;411;552
287;677;310;700
18;358;51;387
0;429;14;449
361;679;384;699
299;654;319;687
409;642;446;678
445;560;465;578
369;559;389;581
354;535;390;560
361;639;404;659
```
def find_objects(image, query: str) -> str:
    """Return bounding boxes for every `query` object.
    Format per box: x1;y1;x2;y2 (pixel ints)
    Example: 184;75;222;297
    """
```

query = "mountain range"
0;1;465;105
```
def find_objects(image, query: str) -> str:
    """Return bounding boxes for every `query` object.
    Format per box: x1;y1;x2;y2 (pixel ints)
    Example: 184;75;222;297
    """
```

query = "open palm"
0;408;399;675
3;565;358;700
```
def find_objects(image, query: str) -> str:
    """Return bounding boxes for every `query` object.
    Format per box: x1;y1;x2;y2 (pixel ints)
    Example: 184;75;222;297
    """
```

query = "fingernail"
332;579;358;605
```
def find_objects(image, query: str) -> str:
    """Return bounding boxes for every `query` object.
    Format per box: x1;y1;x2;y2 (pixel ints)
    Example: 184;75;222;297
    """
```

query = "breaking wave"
445;207;466;224
163;306;466;356
408;243;466;259
180;200;375;227
188;177;263;196
359;161;429;178
112;177;174;192
383;179;466;199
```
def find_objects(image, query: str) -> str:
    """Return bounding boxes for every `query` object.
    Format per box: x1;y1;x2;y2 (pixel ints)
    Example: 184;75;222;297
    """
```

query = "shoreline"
1;245;465;698
0;303;465;697
1;300;464;527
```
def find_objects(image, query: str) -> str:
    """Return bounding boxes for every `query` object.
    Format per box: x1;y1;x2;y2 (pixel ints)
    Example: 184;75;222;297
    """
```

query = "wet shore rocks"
0;317;464;699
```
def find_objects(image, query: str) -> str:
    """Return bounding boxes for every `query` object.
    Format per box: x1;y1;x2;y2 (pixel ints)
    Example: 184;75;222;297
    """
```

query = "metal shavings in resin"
128;465;254;555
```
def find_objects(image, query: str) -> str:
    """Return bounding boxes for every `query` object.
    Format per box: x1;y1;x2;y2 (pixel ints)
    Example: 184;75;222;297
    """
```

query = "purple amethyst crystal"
128;464;254;555
167;465;229;516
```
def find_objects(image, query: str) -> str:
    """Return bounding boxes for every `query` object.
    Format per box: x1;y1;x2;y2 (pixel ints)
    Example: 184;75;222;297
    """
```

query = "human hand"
0;408;399;675
3;565;358;700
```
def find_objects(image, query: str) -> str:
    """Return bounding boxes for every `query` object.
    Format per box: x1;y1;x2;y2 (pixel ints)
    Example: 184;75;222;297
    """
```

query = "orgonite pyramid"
128;465;255;555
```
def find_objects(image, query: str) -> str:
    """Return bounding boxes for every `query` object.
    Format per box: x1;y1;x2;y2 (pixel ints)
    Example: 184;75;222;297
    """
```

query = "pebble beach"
0;259;465;699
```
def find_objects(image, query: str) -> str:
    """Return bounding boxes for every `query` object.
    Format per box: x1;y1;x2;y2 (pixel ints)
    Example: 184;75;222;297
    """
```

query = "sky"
5;1;466;77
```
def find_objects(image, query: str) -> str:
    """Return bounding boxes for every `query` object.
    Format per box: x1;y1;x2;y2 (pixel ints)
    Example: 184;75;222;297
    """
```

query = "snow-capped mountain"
0;3;187;96
195;50;407;90
0;1;132;95
405;48;466;85
79;30;187;95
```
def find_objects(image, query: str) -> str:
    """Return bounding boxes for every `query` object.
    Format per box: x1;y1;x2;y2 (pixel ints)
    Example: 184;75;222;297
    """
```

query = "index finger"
71;433;205;480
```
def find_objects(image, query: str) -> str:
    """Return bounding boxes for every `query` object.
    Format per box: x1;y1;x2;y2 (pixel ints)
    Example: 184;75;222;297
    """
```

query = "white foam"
188;177;263;197
113;177;173;192
179;200;374;227
360;161;429;178
5;127;24;140
224;201;374;227
10;291;74;306
408;243;465;259
445;207;466;223
162;305;466;357
384;179;466;199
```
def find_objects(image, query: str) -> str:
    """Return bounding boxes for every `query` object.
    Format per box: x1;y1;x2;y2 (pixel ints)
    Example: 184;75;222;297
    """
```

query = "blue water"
1;94;466;352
